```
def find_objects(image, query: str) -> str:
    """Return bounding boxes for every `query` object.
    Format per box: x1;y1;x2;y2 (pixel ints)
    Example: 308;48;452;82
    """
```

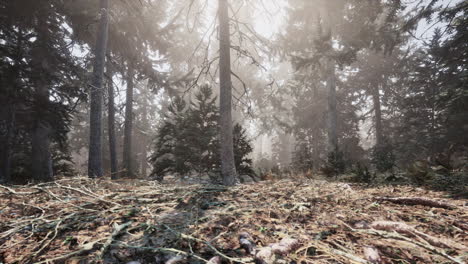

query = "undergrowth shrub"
371;141;395;172
322;150;346;177
351;163;375;183
428;171;468;198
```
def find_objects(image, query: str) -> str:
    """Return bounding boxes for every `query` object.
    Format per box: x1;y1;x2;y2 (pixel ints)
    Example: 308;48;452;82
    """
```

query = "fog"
1;0;466;183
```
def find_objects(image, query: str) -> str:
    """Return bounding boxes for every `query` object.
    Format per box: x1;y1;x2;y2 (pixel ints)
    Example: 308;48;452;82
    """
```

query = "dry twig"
375;196;456;209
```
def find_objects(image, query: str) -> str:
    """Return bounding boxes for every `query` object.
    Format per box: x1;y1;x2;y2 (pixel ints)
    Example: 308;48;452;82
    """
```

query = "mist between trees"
0;0;466;188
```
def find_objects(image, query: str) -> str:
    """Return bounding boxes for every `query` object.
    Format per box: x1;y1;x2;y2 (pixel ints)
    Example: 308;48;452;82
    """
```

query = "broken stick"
375;197;456;209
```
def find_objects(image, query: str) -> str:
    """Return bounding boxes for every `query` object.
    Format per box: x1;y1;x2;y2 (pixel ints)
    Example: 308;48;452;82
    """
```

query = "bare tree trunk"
218;0;237;186
0;105;14;183
31;10;53;182
32;119;52;182
88;0;109;178
106;59;118;179
141;91;149;177
372;85;383;147
123;62;135;178
327;60;338;153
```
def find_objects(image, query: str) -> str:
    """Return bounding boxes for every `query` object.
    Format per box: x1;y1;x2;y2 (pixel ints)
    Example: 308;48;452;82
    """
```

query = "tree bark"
141;90;149;177
327;60;338;153
88;0;109;178
31;8;53;182
106;59;118;179
372;85;383;147
0;105;14;183
218;0;238;185
123;62;135;178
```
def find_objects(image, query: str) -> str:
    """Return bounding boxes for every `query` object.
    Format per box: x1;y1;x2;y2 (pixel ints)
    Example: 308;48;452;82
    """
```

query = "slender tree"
106;58;118;179
326;60;338;153
31;6;53;182
322;8;339;157
88;0;109;178
123;62;135;177
218;0;237;185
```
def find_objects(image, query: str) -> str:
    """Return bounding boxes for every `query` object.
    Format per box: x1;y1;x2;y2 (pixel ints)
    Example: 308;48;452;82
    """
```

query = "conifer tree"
150;96;190;180
186;85;220;173
233;124;255;177
150;85;255;182
0;0;86;183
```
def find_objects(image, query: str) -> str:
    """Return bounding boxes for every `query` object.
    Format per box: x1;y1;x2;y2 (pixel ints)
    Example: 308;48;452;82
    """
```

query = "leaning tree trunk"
218;0;238;186
88;0;109;178
106;58;118;179
31;11;53;182
123;62;135;178
327;60;338;153
372;84;383;147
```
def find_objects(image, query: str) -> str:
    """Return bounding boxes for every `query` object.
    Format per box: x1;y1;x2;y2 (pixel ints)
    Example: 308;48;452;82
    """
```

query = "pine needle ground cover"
0;178;466;264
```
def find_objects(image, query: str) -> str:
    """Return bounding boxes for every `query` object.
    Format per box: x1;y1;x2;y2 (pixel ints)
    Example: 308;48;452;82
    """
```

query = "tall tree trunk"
88;0;109;178
141;91;149;177
106;59;118;179
218;0;237;185
123;62;135;178
327;60;338;153
0;105;14;183
31;9;53;182
372;85;383;147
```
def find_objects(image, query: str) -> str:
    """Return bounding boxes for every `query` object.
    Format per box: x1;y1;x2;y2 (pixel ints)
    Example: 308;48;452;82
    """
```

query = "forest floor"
0;177;467;264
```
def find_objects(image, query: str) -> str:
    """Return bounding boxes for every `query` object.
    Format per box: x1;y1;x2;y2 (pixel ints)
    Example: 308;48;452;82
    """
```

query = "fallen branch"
30;219;63;259
163;225;253;263
35;239;105;264
100;221;132;257
309;241;371;264
32;186;99;212
111;242;209;263
352;228;464;264
0;184;41;195
370;221;466;250
55;183;121;206
375;197;456;209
